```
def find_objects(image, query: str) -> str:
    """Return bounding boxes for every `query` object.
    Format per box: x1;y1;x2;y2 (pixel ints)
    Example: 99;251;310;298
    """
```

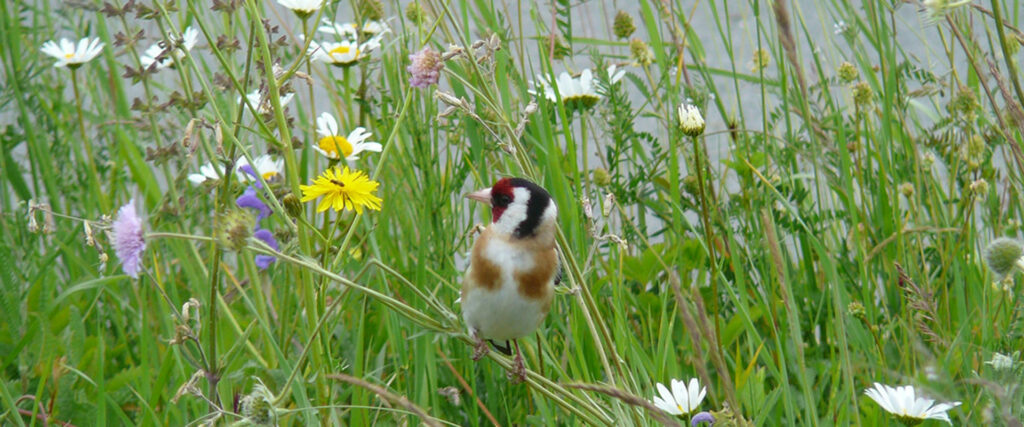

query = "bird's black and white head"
466;177;558;240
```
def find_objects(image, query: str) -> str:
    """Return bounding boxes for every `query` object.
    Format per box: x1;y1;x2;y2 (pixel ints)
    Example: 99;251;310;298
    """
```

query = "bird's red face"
465;177;556;239
466;177;516;223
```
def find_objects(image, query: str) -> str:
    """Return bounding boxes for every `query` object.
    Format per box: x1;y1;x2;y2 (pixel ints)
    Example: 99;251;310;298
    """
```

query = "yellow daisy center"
262;171;278;180
318;136;354;158
64;53;74;59
329;45;359;61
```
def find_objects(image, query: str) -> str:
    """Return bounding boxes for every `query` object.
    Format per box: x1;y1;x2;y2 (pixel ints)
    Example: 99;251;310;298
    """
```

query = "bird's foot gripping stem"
471;331;489;361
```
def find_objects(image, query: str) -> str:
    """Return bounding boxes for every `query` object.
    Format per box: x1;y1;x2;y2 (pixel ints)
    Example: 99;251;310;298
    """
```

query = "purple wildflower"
237;164;262;189
691;411;714;426
407;46;444;88
253;228;279;269
109;199;146;278
236;187;271;222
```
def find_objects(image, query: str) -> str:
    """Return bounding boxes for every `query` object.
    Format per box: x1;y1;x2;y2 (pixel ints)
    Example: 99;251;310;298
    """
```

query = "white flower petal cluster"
864;383;960;424
139;26;199;70
313;112;382;160
651;377;706;416
41;37;104;67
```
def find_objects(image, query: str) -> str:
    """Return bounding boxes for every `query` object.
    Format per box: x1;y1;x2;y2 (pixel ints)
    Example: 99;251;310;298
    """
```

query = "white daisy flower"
307;36;382;66
187;161;226;184
985;352;1016;370
864;383;961;425
236;155;284;183
139;26;199;70
360;20;391;37
651;377;706;416
605;64;627;85
241;90;295;114
276;0;324;16
40;37;104;68
317;19;391;39
314;113;382;160
317;19;359;39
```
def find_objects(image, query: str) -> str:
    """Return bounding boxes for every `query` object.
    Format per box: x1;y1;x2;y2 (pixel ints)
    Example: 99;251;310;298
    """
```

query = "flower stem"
70;68;108;212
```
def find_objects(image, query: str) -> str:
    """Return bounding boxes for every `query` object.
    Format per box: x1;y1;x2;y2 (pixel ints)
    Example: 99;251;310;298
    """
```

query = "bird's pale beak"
465;187;492;204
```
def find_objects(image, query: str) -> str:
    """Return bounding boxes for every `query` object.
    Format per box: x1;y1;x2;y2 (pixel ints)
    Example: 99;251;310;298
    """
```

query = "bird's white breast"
462;237;553;341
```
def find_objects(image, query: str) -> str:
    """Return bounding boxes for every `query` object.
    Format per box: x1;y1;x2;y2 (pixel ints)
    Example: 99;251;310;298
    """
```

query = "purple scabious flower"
236;186;271;222
407;46;443;88
691;411;714;426
253;228;279;269
109;199;146;278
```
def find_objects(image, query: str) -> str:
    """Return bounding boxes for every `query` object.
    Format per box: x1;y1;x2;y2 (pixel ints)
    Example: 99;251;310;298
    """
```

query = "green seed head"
359;0;384;21
217;210;254;252
752;49;771;71
405;2;427;25
838;61;858;83
630;38;654;67
899;182;915;198
592;167;611;187
613;11;636;39
853;81;873;108
241;382;277;425
984;237;1024;279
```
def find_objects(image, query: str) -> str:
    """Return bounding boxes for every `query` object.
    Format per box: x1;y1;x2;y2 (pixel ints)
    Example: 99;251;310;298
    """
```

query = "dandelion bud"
281;193;303;218
592;167;611;187
629;38;654;67
677;103;705;137
985;237;1024;279
852;81;873;108
241;382;277;426
612;11;636;39
683;174;700;197
218;210;254;252
838;61;858;82
898;182;915;198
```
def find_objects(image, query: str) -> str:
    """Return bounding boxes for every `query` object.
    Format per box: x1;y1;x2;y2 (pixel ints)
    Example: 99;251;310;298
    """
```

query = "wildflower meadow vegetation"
4;0;1024;425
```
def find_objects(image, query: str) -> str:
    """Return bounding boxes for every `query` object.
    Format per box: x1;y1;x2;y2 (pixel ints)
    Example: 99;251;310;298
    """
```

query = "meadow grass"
2;0;1024;425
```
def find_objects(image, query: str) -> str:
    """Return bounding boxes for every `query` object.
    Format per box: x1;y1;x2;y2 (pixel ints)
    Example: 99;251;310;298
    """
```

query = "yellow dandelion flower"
300;167;382;214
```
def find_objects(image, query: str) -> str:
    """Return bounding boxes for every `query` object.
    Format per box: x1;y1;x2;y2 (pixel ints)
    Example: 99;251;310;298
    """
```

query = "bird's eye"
493;193;511;206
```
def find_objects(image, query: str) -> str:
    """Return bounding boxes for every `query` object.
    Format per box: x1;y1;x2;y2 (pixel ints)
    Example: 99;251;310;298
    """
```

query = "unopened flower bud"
838;61;858;82
898;182;915;198
612;11;636;39
677;104;705;137
282;193;303;218
853;81;873;108
630;38;654;67
984;237;1024;279
970;178;989;199
752;49;770;71
592;167;611;187
217;210;254;252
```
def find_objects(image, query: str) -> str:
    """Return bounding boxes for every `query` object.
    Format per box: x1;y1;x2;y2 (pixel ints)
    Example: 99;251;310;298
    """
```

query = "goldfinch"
462;177;560;382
